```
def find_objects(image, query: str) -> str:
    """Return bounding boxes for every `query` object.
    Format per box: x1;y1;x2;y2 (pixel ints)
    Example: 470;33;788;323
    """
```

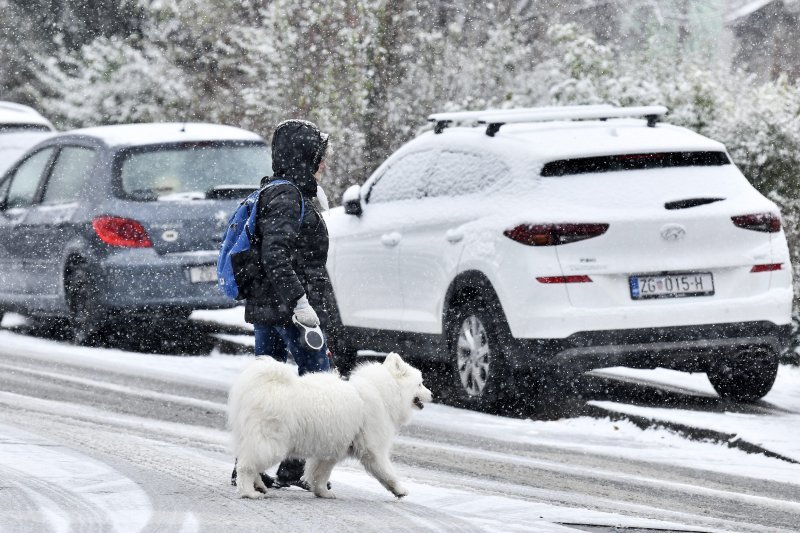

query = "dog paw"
392;484;409;499
314;488;337;499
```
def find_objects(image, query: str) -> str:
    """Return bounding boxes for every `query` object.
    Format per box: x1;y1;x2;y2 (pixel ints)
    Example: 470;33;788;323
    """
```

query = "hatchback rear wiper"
127;188;163;201
205;185;258;200
664;197;725;210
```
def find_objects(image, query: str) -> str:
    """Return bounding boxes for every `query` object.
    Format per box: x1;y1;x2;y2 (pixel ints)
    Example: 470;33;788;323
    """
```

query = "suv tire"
65;266;107;346
706;346;779;402
446;296;514;409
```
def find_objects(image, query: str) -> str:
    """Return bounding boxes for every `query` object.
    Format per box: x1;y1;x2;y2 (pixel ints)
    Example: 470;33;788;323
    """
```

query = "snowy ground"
1;309;799;532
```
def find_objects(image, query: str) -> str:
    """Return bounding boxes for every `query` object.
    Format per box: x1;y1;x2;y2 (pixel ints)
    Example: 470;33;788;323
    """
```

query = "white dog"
227;352;432;499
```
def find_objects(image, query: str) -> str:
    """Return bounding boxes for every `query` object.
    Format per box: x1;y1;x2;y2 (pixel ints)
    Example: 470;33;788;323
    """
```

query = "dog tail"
247;356;296;385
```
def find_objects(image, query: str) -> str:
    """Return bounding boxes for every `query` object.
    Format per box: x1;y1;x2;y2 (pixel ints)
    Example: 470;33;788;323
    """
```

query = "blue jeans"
254;323;330;376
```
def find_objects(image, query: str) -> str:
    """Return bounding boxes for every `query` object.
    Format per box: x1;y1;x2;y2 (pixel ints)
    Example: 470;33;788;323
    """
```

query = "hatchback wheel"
66;267;106;346
706;346;779;402
448;299;513;409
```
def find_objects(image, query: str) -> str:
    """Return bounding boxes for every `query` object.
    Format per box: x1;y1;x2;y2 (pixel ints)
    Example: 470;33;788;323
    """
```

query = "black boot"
274;458;309;490
273;459;331;490
230;459;276;491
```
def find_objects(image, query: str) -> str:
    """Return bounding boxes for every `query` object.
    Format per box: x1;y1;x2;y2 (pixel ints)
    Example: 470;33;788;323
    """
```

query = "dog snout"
419;385;433;402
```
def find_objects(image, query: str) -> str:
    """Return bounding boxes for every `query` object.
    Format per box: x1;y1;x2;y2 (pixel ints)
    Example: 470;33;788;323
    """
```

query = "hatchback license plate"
629;272;714;300
190;265;217;283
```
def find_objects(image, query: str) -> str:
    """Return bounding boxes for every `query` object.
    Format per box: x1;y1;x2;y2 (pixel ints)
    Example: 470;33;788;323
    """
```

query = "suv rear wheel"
447;297;514;409
65;266;107;346
706;346;779;402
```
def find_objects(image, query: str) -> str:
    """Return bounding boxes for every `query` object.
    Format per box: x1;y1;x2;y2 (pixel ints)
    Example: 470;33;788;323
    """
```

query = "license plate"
189;265;217;283
629;272;714;300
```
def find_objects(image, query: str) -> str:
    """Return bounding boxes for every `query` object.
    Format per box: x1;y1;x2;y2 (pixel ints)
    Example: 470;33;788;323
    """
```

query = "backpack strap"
245;179;305;240
266;179;305;227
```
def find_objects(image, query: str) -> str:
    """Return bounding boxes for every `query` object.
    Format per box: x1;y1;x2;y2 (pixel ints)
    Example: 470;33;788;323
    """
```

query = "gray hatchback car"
0;122;271;343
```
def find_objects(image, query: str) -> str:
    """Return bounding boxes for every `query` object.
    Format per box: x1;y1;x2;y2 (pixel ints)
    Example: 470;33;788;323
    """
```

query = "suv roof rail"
428;105;668;136
427;105;614;133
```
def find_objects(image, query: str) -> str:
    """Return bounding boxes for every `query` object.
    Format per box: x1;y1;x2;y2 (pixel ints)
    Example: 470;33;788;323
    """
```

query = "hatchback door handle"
381;232;401;247
445;229;464;243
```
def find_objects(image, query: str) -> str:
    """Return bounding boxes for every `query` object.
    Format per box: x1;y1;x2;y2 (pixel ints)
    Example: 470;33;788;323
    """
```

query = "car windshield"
117;141;270;200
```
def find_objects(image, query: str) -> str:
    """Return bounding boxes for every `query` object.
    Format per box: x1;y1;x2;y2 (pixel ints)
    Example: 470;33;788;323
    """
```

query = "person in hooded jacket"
231;119;333;491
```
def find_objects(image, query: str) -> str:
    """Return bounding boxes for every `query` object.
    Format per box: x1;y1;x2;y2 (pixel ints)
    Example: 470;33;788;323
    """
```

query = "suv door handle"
381;232;401;247
445;229;464;243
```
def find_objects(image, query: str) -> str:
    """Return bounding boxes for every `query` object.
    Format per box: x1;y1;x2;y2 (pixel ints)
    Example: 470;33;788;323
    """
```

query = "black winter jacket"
243;176;330;326
244;119;331;327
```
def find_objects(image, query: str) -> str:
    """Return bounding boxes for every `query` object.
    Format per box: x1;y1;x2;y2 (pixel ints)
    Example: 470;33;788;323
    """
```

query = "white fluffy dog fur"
228;352;432;499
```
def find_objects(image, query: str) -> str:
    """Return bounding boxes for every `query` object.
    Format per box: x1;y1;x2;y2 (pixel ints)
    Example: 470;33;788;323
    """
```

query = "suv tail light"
751;263;782;273
92;216;152;248
504;223;609;246
536;275;593;284
731;213;781;233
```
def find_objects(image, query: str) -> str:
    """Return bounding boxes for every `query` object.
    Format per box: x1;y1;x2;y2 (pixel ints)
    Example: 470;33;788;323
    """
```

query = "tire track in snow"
2;342;798;531
0;424;149;533
0;395;484;532
391;430;800;533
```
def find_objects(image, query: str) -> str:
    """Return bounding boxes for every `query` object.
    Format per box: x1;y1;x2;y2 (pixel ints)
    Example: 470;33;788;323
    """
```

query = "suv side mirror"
342;184;362;217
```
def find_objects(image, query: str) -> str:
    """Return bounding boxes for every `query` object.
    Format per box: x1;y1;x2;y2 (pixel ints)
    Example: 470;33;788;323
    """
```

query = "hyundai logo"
660;224;686;242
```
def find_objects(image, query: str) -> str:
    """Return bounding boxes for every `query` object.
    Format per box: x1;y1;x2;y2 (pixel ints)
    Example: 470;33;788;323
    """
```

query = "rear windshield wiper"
126;187;174;201
205;185;258;200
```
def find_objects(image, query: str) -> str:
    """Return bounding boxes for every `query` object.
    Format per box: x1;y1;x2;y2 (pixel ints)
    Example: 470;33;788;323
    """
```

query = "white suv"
325;106;792;408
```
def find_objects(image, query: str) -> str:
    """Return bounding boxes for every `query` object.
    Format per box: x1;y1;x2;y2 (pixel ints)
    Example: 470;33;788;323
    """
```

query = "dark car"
0;122;271;343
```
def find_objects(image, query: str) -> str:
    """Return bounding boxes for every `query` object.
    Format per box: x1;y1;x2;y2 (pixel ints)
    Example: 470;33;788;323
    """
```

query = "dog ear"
384;352;408;377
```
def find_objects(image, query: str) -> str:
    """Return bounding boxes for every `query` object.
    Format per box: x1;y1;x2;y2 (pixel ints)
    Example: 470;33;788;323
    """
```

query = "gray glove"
293;294;320;327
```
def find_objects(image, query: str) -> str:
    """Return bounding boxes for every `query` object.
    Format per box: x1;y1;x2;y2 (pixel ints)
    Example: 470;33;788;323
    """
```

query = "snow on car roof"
66;122;264;147
410;119;726;165
0;101;54;129
0;131;56;176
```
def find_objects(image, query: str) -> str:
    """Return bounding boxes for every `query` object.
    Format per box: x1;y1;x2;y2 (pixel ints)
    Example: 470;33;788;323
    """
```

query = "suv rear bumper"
512;321;791;373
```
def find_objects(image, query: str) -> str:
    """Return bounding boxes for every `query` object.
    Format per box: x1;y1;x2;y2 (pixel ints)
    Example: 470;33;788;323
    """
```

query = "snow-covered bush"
36;37;191;127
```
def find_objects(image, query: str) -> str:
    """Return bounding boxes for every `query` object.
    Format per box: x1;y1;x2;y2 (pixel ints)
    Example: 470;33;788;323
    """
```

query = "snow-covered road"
1;313;799;532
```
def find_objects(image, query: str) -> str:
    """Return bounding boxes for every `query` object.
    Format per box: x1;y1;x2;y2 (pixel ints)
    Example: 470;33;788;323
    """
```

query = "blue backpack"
217;179;305;300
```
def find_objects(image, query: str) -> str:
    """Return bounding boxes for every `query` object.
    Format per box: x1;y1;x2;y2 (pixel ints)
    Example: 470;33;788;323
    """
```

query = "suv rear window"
540;151;730;177
116;141;270;201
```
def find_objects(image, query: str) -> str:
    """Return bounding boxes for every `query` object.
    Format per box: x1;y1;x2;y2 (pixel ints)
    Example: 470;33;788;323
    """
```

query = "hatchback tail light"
92;216;152;248
731;213;781;233
504;223;609;246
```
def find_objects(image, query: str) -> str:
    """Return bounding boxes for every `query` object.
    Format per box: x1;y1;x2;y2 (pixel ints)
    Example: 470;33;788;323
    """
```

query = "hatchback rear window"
116;141;270;201
540;151;730;177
